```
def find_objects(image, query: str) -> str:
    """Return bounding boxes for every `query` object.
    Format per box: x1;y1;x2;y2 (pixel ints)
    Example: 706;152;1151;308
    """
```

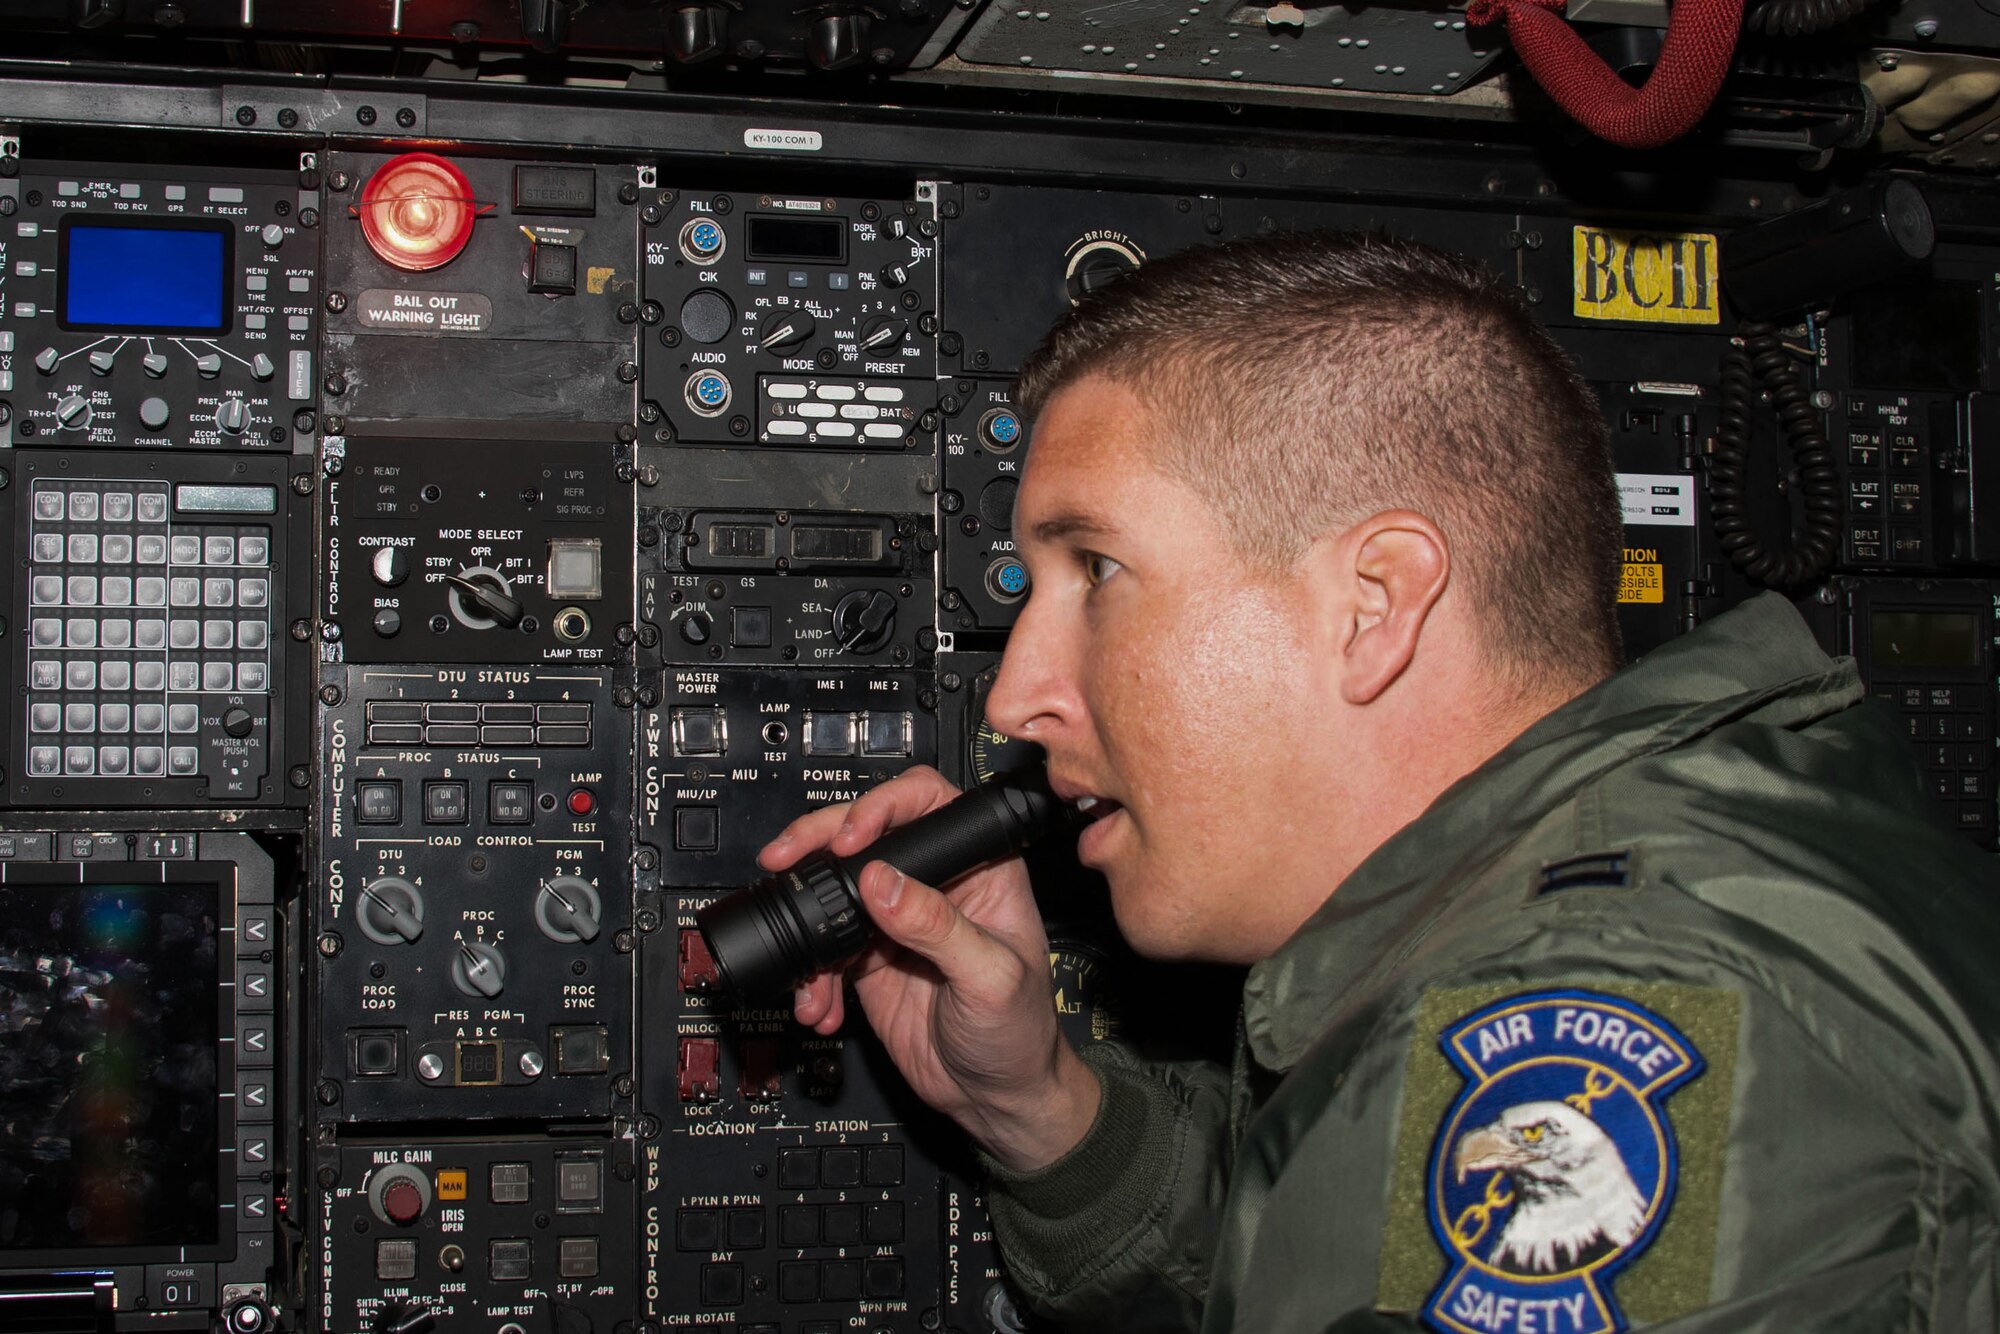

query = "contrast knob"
371;546;410;588
451;940;507;998
357;876;426;945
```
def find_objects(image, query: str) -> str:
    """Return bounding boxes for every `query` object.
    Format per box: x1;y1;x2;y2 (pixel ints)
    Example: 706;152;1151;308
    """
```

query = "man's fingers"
759;766;962;871
857;860;1008;994
791;972;848;1033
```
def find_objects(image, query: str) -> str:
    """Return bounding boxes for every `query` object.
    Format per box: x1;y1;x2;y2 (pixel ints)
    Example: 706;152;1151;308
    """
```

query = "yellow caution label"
436;1169;468;1201
1620;563;1665;604
586;266;616;296
1573;228;1719;325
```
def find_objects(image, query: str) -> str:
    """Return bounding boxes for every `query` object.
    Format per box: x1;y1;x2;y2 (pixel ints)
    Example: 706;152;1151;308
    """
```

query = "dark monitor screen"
0;882;222;1253
59;222;231;333
1870;610;1983;670
746;214;847;264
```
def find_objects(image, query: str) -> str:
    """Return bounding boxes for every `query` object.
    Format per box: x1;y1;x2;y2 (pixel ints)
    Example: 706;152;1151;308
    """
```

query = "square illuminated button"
29;747;60;775
67;534;98;563
100;703;131;731
31;576;62;605
65;576;97;605
170;578;201;607
168;746;200;775
100;662;132;692
32;534;62;562
804;711;854;756
674;806;719;851
238;620;269;649
64;746;95;775
237;662;267;691
170;620;200;650
30;703;60;733
31;619;61;647
30;661;59;689
203;620;234;649
68;493;99;522
169;703;200;733
135;620;167;651
170;662;199;690
546;539;601;598
67;618;98;648
490;1163;532;1204
171;536;202;564
138;493;168;522
670;707;725;757
237;578;268;608
35;491;64;520
134;747;164;775
103;493;133;522
731;605;772;648
100;620;131;649
100;577;131;607
135;704;165;733
238;535;270;566
558;1237;599;1279
862;711;911;757
557;1156;601;1206
65;661;96;690
205;536;236;565
376;1239;418;1281
205;578;235;607
488;1239;532;1281
102;535;133;563
203;662;234;691
98;747;129;776
135;663;166;692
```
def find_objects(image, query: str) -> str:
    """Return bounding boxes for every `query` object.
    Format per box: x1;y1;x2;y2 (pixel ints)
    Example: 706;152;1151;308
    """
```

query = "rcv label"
354;289;494;333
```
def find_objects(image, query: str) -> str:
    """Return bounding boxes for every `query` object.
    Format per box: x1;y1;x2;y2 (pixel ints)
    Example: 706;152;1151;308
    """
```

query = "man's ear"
1315;510;1451;706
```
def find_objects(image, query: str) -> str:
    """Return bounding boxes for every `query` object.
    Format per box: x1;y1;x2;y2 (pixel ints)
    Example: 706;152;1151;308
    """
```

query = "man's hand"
760;766;1101;1173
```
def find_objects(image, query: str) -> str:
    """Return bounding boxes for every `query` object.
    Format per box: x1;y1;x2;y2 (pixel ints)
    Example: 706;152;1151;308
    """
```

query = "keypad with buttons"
23;477;275;784
1873;677;1996;848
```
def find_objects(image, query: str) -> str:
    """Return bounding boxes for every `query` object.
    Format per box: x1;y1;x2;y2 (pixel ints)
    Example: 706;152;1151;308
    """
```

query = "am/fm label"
1572;227;1719;325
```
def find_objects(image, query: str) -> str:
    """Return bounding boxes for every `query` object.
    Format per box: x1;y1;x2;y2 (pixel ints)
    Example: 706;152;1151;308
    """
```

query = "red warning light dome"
357;152;477;271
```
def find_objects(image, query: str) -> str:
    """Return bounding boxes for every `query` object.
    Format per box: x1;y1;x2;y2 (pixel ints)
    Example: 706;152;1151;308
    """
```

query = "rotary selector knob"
535;876;603;943
451;940;507;998
678;610;713;645
139;397;172;431
757;310;817;353
859;316;907;351
87;348;117;375
1065;237;1144;305
367;1164;433;1227
371;546;410;588
357;876;426;945
213;399;249;435
33;346;60;374
55;395;93;430
831;588;897;654
141;351;169;378
194;352;222;378
260;223;286;248
381;1179;425;1225
222;706;255;738
250;353;276;382
446;567;524;630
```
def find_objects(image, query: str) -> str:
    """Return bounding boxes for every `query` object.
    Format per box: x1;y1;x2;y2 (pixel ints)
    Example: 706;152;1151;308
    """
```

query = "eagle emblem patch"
1421;989;1703;1334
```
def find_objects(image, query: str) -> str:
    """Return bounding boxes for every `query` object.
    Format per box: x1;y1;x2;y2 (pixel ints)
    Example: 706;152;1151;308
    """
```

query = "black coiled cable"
1711;321;1842;589
1744;0;1880;37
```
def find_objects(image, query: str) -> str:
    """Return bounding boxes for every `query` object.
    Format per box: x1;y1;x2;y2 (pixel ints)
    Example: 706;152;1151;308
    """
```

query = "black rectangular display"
1870;610;1982;670
747;215;847;264
58;219;232;334
0;878;224;1255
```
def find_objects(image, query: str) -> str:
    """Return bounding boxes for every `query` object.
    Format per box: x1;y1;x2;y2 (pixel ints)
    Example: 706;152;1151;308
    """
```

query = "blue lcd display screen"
60;223;230;332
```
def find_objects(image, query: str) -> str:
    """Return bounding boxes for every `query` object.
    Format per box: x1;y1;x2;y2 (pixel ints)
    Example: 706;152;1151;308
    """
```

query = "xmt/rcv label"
354;289;494;333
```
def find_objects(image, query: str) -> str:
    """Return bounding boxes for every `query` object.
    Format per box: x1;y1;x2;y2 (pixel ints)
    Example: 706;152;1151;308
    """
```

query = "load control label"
353;289;493;334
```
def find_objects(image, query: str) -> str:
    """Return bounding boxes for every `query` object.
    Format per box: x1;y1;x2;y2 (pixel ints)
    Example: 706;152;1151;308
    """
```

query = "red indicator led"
567;788;596;816
357;152;478;272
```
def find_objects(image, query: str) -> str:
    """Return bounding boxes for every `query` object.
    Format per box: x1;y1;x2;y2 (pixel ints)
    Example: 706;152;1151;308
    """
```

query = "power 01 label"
1572;229;1719;326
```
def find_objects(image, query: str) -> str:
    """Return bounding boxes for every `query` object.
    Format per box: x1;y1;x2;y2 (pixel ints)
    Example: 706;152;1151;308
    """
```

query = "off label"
353;288;494;333
1572;229;1719;325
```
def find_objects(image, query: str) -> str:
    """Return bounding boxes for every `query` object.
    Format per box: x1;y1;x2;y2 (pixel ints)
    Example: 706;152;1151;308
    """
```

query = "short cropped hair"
1015;230;1625;684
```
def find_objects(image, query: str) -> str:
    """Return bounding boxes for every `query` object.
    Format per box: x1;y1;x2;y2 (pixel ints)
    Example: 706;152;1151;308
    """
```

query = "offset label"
743;127;825;152
353;289;493;334
1572;228;1719;325
1614;474;1694;528
1618;552;1664;605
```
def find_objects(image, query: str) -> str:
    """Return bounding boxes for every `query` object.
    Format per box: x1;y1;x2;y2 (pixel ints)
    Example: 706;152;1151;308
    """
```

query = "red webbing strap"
1464;0;1745;149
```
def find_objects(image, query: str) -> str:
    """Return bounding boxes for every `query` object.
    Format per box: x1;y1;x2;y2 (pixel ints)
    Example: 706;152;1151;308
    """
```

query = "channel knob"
213;399;249;435
356;876;426;945
451;940;507;998
139;397;172;430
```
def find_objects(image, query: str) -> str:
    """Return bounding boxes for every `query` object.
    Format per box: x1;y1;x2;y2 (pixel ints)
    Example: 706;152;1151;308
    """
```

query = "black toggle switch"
528;240;579;296
670;3;729;63
519;0;573;52
809;11;872;70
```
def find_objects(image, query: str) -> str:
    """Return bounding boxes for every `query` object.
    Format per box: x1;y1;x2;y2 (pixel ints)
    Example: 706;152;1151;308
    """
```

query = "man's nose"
983;595;1078;745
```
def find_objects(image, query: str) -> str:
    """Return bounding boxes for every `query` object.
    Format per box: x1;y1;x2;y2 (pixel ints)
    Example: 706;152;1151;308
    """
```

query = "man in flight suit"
764;232;2000;1332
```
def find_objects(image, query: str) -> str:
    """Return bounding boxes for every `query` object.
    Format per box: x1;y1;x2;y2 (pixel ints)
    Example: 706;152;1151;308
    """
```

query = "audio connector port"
985;557;1030;603
685;370;731;418
552;607;591;642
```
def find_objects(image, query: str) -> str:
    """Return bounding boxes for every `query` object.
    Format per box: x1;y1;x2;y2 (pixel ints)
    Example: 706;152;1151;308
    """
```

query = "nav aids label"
1572;228;1719;325
1617;473;1695;527
744;128;825;152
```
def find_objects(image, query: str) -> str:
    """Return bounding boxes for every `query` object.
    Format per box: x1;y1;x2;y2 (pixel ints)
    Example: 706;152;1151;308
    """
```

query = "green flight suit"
985;593;2000;1333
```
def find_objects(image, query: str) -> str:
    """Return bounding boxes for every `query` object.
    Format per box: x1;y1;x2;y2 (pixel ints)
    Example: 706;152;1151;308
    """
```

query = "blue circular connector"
686;371;731;416
987;558;1030;601
979;408;1023;451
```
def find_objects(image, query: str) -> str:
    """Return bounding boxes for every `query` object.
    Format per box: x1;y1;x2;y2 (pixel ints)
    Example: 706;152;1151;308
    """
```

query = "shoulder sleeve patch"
1532;850;1637;898
1377;984;1740;1332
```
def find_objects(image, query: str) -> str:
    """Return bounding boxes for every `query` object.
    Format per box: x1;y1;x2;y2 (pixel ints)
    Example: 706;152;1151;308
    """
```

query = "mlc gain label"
1571;229;1718;325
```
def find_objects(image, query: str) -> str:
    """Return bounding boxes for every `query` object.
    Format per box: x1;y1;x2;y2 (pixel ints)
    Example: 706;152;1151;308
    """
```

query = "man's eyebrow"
1029;512;1117;545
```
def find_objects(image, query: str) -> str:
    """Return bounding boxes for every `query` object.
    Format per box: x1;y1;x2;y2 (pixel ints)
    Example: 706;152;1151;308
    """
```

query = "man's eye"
1082;552;1121;588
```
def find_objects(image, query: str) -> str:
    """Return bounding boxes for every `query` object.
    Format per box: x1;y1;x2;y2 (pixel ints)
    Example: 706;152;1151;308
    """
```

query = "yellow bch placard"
1573;227;1720;325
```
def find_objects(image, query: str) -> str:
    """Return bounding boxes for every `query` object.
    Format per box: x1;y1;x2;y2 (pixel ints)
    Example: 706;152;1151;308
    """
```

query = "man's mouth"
1074;794;1123;820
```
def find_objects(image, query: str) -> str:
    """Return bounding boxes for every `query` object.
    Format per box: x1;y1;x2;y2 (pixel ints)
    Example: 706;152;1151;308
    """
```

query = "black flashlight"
695;764;1075;1003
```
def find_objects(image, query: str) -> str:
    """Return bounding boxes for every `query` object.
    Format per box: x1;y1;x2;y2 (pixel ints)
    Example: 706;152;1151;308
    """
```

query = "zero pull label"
353;289;494;334
1572;228;1719;325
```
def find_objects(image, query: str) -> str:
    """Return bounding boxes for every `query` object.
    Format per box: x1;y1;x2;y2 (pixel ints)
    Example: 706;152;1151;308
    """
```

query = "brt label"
1572;228;1719;325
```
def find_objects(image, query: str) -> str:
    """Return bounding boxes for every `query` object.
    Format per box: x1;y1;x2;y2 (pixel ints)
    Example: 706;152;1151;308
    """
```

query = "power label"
1572;228;1719;325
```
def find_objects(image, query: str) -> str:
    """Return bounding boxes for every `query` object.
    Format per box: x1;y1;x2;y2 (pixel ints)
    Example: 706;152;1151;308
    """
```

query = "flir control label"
1616;473;1695;527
